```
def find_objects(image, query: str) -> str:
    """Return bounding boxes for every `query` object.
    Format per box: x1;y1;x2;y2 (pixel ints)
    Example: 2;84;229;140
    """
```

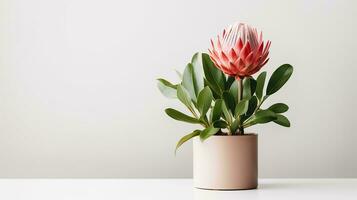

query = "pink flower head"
209;23;271;79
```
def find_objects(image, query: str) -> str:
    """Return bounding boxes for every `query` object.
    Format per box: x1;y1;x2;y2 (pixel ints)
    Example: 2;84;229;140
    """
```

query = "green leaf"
246;96;258;117
177;85;194;110
225;76;236;90
175;130;200;153
229;79;238;103
191;53;205;88
191;52;203;68
202;53;225;97
240;96;258;123
210;99;223;122
266;64;293;95
222;91;236;114
244;110;277;127
157;78;177;98
165;108;200;124
182;61;204;102
235;99;249;117
191;53;204;93
274;114;291;127
230;118;240;134
165;108;201;124
256;72;267;100
242;77;252;100
268;103;289;113
221;101;232;124
197;86;213;118
250;78;257;96
213;120;228;128
157;78;177;89
200;126;220;141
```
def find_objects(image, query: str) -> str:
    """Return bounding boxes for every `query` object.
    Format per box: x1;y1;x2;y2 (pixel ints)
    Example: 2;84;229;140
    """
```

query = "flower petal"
235;38;244;53
244;52;254;66
228;48;238;62
210;39;215;49
234;58;245;71
216;36;222;51
240;42;252;60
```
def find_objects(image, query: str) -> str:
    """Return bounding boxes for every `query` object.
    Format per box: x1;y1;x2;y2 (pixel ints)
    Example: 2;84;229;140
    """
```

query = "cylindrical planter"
193;134;258;190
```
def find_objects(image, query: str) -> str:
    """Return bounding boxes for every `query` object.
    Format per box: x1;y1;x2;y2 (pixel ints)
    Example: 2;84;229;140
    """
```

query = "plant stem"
237;78;243;103
237;78;244;135
189;107;199;119
254;95;268;113
187;107;207;127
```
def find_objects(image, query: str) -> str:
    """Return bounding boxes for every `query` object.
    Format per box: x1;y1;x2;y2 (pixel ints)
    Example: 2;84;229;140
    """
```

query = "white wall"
0;0;356;178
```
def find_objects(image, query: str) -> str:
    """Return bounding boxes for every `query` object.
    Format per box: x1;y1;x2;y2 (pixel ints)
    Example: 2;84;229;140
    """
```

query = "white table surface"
0;179;356;200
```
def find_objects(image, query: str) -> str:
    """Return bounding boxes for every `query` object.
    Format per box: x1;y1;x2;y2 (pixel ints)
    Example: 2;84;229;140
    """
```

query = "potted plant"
157;22;293;190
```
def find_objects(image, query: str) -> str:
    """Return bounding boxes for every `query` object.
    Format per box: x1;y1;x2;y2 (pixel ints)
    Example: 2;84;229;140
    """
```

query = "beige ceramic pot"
193;134;258;190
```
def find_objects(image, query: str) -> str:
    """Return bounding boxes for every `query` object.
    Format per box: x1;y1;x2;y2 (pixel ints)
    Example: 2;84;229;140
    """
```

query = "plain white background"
0;0;356;178
0;179;356;200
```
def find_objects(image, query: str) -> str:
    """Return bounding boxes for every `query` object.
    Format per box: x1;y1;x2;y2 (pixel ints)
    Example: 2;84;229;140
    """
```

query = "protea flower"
209;23;271;79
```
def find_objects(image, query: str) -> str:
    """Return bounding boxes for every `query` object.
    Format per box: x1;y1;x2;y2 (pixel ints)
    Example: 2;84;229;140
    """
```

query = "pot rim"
210;133;257;137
